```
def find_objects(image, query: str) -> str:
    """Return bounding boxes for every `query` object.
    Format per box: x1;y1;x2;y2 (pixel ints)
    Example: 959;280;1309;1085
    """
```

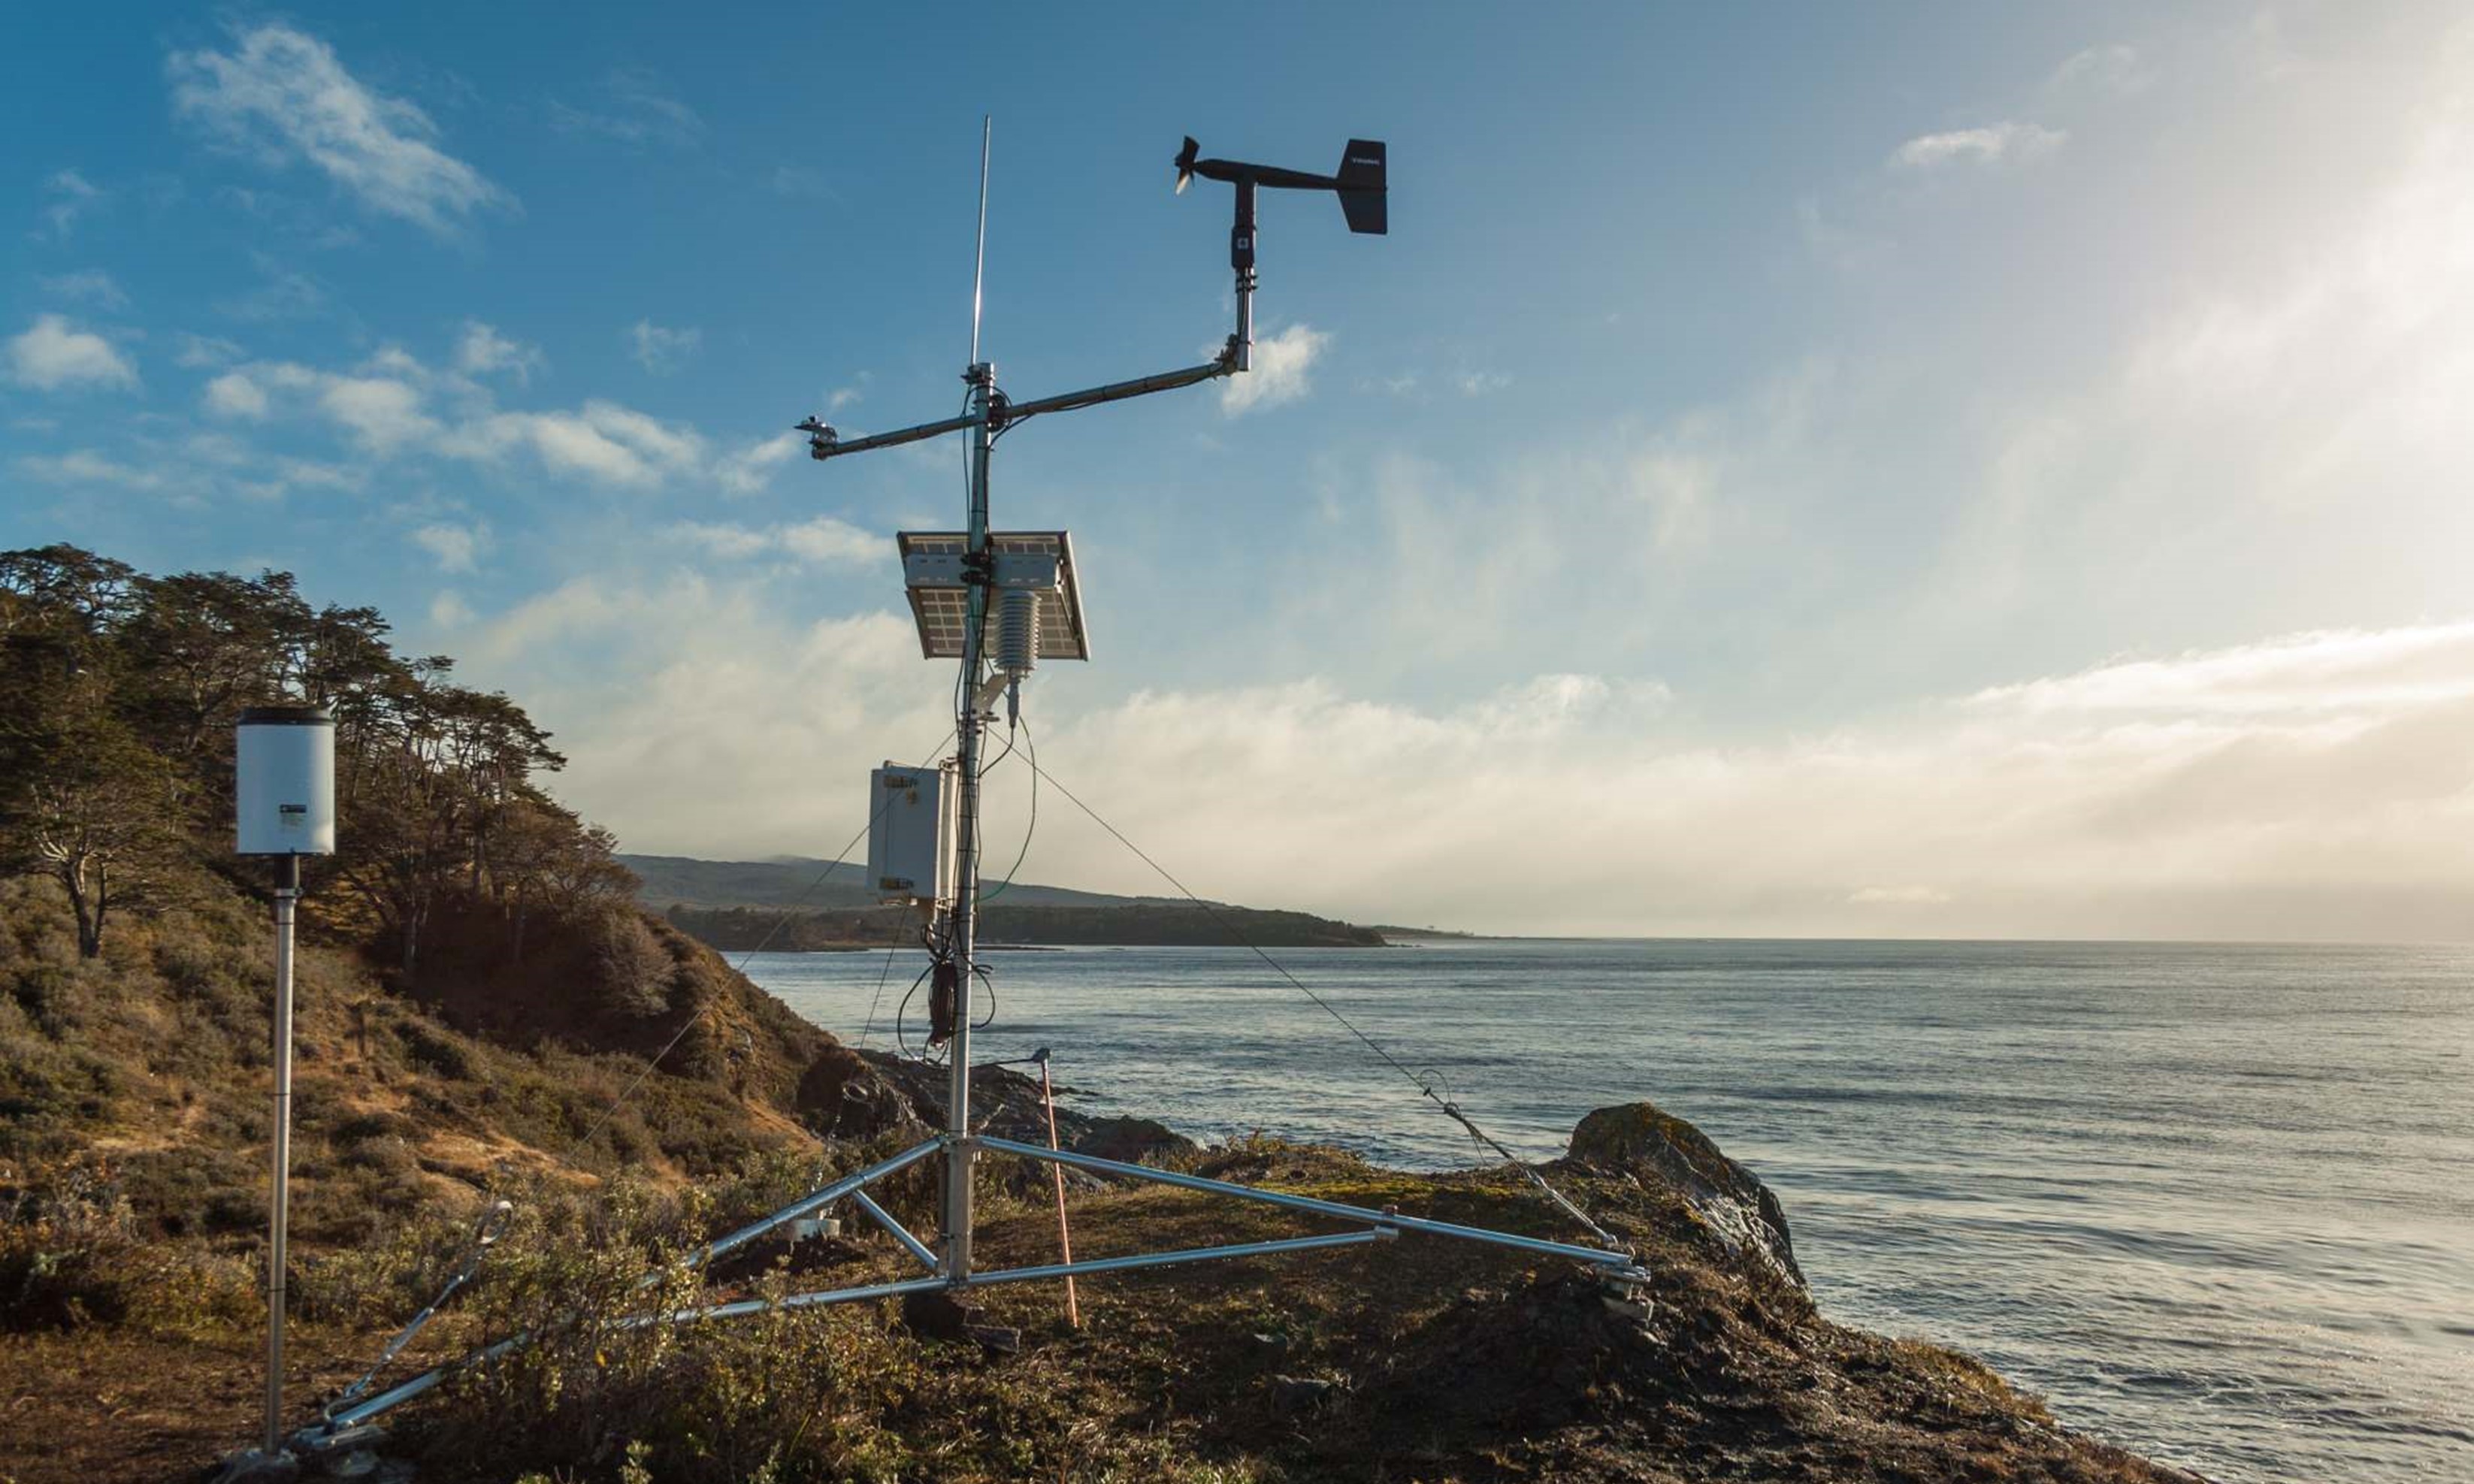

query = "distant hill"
619;853;1199;914
625;854;1389;948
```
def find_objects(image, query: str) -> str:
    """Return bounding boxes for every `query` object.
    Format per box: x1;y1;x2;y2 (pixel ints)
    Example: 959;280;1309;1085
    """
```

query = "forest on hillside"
0;544;632;977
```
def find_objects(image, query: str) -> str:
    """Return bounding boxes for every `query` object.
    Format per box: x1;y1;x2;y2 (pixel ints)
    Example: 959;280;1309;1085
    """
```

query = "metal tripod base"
313;1129;1645;1440
658;1129;1648;1321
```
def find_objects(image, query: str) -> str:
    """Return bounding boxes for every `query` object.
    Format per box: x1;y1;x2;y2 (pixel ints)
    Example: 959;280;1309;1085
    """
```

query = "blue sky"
8;5;2473;938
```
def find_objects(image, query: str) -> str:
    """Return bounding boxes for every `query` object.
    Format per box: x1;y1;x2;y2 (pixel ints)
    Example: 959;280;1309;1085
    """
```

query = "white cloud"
319;375;438;451
1220;323;1329;415
1889;121;2067;171
715;431;803;494
39;271;129;311
777;516;880;565
5;314;138;391
195;343;773;493
14;449;165;491
451;400;705;487
204;371;270;419
453;321;545;383
429;591;476;630
629;319;700;375
1970;624;2474;717
447;563;2474;942
167;23;513;237
412;521;487;574
38;170;101;239
669;515;881;566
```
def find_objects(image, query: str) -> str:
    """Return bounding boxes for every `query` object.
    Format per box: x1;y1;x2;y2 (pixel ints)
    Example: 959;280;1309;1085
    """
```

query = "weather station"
289;123;1649;1458
767;122;1648;1315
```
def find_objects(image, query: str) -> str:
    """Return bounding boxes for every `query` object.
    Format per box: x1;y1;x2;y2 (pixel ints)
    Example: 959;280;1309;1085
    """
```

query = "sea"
742;938;2474;1483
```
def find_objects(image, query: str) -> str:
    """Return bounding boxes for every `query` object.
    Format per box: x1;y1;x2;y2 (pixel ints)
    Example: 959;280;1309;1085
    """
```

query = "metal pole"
944;374;988;1283
1038;1056;1080;1325
1232;178;1257;371
265;853;301;1455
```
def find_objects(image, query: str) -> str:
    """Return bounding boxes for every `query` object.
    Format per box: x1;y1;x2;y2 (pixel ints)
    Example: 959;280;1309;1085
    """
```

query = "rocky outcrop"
1566;1101;1804;1288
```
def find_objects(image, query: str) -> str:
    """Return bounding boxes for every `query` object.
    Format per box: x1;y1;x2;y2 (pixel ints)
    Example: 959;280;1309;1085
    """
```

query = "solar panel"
896;530;1090;661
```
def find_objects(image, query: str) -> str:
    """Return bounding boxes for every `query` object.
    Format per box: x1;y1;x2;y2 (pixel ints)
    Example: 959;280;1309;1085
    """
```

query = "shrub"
0;1156;139;1329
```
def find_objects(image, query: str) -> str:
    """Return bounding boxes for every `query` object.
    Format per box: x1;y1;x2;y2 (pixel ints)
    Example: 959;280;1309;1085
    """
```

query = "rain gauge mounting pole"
232;706;336;1462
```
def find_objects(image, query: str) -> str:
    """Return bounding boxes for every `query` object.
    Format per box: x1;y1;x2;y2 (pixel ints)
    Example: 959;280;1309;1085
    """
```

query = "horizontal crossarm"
977;1135;1638;1270
997;358;1233;426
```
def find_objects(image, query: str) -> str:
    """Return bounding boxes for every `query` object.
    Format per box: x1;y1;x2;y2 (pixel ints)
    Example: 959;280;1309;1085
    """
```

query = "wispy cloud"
1889;121;2067;171
546;68;705;149
629;319;700;375
36;169;101;240
38;271;129;312
411;521;487;574
715;431;804;494
5;315;138;391
450;402;705;488
1969;624;2474;717
14;449;165;490
1220;323;1329;416
174;334;246;368
215;258;328;322
168;23;513;237
770;164;839;201
2049;44;2154;96
454;320;546;384
670;515;882;566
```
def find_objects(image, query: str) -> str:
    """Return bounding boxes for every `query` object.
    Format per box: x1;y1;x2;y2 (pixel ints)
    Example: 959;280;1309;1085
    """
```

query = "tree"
7;712;186;958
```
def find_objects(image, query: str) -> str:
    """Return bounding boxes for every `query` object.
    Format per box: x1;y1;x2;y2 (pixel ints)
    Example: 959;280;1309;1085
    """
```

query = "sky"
5;3;2472;940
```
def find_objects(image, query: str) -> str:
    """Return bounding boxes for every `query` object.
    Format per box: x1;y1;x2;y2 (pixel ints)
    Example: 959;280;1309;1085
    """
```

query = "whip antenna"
969;115;991;367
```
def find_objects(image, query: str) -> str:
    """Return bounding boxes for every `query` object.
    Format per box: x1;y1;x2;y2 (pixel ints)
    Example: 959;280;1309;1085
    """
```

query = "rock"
899;1289;982;1341
1069;1116;1196;1166
208;1450;300;1484
1272;1375;1340;1412
322;1450;378;1479
966;1322;1022;1355
794;1047;927;1139
1567;1102;1804;1288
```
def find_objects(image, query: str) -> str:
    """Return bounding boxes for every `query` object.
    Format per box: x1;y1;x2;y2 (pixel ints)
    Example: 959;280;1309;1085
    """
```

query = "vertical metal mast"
265;854;299;1452
944;116;994;1285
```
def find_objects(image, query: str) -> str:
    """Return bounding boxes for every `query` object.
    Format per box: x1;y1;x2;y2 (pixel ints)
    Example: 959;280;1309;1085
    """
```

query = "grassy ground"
0;875;2197;1483
1;1139;2197;1484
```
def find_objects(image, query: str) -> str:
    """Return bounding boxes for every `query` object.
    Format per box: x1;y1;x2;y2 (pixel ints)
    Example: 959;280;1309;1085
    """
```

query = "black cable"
978;717;1037;905
854;908;909;1050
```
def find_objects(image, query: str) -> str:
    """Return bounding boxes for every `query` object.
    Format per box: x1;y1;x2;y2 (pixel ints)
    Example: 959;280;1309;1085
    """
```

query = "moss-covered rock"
1568;1099;1804;1287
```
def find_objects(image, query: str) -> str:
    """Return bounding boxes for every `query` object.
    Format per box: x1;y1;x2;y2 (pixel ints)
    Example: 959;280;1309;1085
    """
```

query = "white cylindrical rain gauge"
235;706;336;857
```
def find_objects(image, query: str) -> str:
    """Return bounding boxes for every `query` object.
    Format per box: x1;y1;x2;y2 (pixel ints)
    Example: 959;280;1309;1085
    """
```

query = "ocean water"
742;938;2474;1483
